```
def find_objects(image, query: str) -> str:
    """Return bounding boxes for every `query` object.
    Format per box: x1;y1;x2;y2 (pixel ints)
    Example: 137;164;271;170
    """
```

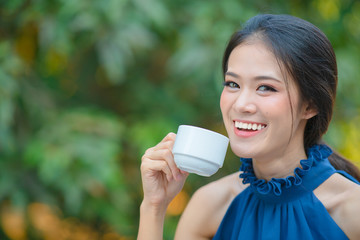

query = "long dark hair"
223;14;360;181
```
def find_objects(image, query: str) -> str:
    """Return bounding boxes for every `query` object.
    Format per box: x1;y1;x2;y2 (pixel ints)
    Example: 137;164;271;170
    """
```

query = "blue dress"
213;145;360;240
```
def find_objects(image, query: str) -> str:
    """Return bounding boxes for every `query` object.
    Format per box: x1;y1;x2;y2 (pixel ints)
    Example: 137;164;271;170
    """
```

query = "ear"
302;101;318;120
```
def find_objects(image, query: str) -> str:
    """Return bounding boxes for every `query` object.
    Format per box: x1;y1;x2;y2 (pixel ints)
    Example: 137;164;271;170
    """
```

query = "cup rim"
179;125;228;140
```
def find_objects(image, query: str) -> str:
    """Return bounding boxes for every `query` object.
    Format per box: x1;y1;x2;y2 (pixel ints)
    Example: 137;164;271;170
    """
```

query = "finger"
141;157;173;182
154;133;176;150
147;148;181;181
162;132;176;143
143;132;176;157
143;140;173;161
141;132;178;180
151;140;174;153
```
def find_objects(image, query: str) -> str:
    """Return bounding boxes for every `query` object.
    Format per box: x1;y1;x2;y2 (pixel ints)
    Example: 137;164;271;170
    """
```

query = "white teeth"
235;121;266;131
235;121;243;128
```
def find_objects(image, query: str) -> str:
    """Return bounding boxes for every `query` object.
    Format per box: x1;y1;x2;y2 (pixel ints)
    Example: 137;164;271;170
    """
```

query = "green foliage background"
0;0;359;239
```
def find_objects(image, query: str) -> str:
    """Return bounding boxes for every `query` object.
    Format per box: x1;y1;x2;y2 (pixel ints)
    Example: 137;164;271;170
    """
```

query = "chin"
229;142;256;158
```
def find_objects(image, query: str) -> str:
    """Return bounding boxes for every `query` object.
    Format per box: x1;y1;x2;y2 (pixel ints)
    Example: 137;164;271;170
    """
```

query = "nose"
233;89;257;114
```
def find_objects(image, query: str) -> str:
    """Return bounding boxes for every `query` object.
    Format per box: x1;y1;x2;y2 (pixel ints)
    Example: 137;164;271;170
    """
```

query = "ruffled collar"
239;144;333;198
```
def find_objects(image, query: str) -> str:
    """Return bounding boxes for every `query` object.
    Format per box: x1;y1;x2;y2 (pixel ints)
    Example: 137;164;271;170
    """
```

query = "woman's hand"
138;133;189;240
140;132;189;211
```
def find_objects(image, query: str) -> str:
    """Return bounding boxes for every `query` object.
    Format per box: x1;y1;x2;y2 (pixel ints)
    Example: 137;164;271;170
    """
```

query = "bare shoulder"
315;173;360;239
334;175;360;239
194;171;246;203
340;184;360;239
175;171;247;240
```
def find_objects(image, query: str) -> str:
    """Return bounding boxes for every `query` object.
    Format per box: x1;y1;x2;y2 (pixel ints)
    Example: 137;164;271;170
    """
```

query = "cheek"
220;90;232;115
263;96;292;120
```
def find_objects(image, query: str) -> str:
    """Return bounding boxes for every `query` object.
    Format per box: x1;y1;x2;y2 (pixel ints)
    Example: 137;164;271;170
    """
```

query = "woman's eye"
223;81;239;89
257;85;277;92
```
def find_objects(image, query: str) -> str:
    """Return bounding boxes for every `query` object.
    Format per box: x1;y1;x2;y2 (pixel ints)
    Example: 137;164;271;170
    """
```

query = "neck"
252;145;308;181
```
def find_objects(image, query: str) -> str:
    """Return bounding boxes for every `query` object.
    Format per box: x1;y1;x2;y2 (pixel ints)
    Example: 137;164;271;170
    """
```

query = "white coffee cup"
172;125;229;177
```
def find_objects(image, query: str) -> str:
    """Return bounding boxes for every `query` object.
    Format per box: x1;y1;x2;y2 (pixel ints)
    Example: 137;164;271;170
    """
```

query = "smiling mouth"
235;121;266;131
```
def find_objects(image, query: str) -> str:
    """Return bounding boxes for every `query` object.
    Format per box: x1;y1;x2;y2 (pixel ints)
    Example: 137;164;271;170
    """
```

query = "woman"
138;14;360;239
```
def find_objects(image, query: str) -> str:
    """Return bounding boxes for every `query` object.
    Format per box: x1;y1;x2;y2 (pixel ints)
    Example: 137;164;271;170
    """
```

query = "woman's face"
220;41;314;160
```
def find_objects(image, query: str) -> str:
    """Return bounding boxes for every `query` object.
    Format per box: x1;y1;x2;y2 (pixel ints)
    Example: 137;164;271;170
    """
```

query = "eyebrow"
225;71;282;83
